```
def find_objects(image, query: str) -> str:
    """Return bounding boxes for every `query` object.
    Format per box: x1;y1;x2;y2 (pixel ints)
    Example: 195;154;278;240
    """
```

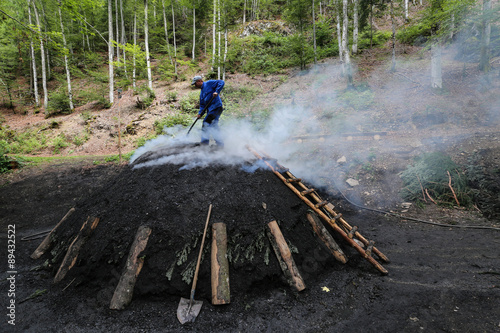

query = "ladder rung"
348;226;358;239
286;178;302;183
301;188;315;196
315;200;328;208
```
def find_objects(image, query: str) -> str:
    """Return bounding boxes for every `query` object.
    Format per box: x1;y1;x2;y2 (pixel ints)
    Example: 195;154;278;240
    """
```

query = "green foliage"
164;90;179;102
400;152;472;206
134;85;156;109
0;126;48;154
154;114;193;135
358;30;392;49
397;22;432;45
338;85;375;110
52;133;70;154
179;91;200;114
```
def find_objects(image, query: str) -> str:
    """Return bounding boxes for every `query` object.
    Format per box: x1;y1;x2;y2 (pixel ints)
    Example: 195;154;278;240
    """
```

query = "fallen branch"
425;189;437;205
447;171;460;206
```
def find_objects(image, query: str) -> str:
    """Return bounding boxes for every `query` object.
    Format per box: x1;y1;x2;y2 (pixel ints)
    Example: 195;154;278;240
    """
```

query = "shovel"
177;204;213;324
186;94;217;136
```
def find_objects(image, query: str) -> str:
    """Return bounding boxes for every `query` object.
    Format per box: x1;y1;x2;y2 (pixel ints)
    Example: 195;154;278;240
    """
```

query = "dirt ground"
1;152;499;333
2;44;500;332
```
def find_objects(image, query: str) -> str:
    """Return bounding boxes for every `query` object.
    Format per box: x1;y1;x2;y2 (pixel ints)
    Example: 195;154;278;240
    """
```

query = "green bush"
397;22;431;45
358;30;392;49
154;113;193;135
338;86;375;110
179;91;200;114
47;90;72;117
400;152;472;206
0;126;48;154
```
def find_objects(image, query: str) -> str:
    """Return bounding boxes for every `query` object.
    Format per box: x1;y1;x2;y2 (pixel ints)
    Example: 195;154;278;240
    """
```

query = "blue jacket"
198;80;225;117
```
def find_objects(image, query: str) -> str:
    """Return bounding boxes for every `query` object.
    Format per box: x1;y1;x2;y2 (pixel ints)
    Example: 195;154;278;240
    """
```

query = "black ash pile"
34;145;347;304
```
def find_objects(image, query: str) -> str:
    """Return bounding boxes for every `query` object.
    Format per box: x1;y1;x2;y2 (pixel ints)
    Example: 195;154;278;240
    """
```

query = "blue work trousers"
201;107;224;146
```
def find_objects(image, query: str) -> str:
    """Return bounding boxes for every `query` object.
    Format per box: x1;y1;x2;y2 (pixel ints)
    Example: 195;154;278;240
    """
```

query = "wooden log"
211;223;230;305
31;208;75;260
53;216;100;284
266;220;306;292
110;225;152;310
306;212;348;264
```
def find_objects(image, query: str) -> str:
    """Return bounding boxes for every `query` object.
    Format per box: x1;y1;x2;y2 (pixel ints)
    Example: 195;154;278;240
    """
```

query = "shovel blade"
177;297;203;324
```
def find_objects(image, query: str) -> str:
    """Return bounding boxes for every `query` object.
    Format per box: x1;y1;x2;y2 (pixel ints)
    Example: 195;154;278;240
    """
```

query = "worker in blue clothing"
191;75;225;147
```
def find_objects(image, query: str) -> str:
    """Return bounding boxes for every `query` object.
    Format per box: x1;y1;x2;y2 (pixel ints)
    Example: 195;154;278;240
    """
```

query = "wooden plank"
53;216;100;283
306;212;347;264
267;220;306;292
211;223;230;305
31;208;75;260
110;225;152;310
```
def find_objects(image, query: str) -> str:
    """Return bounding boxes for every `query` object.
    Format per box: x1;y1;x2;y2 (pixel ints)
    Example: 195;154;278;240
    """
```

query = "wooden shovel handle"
190;204;212;298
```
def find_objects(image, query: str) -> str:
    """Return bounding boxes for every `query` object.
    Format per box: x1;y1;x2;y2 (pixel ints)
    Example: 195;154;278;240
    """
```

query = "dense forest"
0;0;498;165
0;0;497;112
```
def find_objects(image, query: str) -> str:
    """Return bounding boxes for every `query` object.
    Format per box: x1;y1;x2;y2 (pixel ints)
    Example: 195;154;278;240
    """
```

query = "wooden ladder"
247;146;389;275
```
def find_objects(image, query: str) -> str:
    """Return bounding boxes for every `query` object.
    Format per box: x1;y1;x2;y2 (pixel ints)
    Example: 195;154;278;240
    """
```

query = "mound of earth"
33;144;363;305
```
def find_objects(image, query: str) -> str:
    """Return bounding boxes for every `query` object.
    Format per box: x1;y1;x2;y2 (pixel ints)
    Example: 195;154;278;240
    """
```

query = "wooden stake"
211;223;230;305
306;212;347;264
267;220;306;292
31;208;75;260
110;225;152;310
53;216;100;284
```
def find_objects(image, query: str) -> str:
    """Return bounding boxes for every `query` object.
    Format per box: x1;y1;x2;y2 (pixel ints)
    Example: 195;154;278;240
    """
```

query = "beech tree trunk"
192;4;196;61
391;0;396;72
162;0;173;65
120;0;127;77
312;0;317;64
58;0;74;111
479;0;491;72
342;0;352;87
172;0;178;74
145;0;153;89
108;0;114;104
132;0;137;88
352;0;359;55
27;0;39;107
33;1;48;112
431;43;443;88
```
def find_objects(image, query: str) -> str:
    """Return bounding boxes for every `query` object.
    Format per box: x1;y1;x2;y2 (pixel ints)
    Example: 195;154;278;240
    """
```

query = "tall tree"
145;0;153;89
172;0;178;74
342;0;352;87
26;0;39;107
58;0;74;111
352;0;359;54
32;0;48;112
108;0;114;104
479;0;491;72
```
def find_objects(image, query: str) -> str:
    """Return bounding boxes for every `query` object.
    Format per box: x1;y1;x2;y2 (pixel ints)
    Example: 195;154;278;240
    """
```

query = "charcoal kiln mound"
31;143;388;308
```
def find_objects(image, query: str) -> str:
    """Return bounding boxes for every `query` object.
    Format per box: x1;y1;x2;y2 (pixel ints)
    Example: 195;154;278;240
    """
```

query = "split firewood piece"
211;223;230;305
266;220;306;292
31;207;75;260
53;216;100;284
110;225;152;310
306;212;347;264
